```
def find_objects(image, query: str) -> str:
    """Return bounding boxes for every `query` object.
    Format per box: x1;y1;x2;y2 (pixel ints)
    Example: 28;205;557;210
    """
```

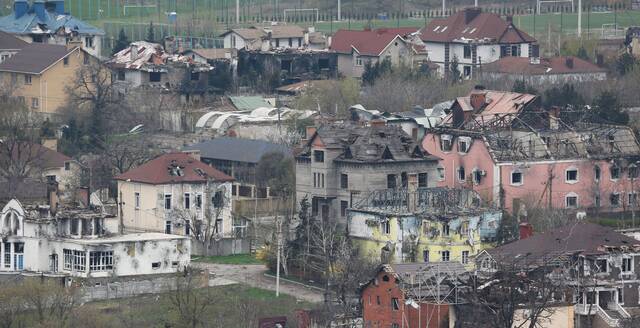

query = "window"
566;168;578;183
630;193;638;207
89;251;113;271
63;57;69;66
131;192;139;210
85;36;94;48
70;218;79;235
185;220;191;235
165;220;172;234
423;250;429;262
24;74;31;84
511;45;520;57
73;250;85;271
382;220;391;234
61;249;72;270
184;193;190;209
340;174;348;189
462;251;469;264
231;35;236;48
392;324;400;328
463;66;471;77
440;135;452;151
387;174;396;189
566;195;578;209
418;173;428;188
149;72;162;82
437;167;445;181
172;261;179;268
473;169;483;185
441;250;450;262
213;191;224;208
376;295;381;305
611;193;621;207
195;194;202;209
355;56;363;66
313;150;324;162
511;171;523;185
457;167;466;182
595;195;601;208
391;298;400;310
275;39;280;47
630;166;640;179
190;72;200;81
458;138;469;153
46;175;56;183
463;45;471;59
611;166;621;180
500;45;509;57
596;259;608;273
594;166;601;181
622;257;633;273
117;70;125;81
442;223;450;236
460;222;469;235
152;262;161;269
83;53;89;65
64;161;71;171
164;194;172;210
618;287;624;304
288;37;293;47
31;97;39;109
340;201;348;217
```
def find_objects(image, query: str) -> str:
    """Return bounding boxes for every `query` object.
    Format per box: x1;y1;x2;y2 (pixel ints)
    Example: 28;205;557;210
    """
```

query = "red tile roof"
419;8;535;44
482;56;607;75
2;143;72;169
115;152;233;184
330;27;419;56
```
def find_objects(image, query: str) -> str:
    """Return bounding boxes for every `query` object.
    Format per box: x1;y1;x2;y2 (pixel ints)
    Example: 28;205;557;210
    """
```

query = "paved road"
192;262;324;303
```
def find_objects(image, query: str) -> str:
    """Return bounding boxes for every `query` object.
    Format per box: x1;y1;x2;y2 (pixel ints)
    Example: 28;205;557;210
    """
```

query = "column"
0;241;4;269
9;242;14;271
78;219;83;238
85;250;90;275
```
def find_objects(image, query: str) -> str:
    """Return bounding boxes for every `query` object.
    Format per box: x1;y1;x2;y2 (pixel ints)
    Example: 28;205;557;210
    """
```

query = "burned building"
296;123;439;221
237;48;337;91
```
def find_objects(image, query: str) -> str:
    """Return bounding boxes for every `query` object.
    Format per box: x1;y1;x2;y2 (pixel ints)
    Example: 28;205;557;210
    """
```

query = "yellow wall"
513;305;574;328
352;217;491;269
1;47;99;115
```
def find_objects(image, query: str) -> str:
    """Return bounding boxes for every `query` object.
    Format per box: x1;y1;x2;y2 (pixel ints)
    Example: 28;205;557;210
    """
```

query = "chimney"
47;181;59;214
565;57;574;69
14;0;28;19
470;88;487;111
305;126;317;140
42;138;58;151
519;222;534;240
549;106;561;130
464;7;482;24
66;39;82;51
32;0;46;21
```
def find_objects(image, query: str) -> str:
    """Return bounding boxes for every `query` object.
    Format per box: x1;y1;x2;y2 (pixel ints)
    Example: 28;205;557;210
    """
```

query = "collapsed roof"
107;41;212;72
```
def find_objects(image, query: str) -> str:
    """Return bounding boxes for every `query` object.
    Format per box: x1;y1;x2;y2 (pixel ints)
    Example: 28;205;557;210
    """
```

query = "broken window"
73;250;85;271
318;58;329;70
381;220;391;234
152;262;161;269
629;193;638;207
89;251;113;271
457;167;466;182
441;250;450;262
401;172;408;188
195;194;202;209
70;218;79;235
629;166;639;179
460;222;469;235
418;173;428;188
82;219;92;236
566;195;578;209
610;193;621;207
511;171;523;185
463;66;471;77
611;166;621;180
473;169;483;185
442;223;450;236
440;135;452;151
596;259;608;273
391;298;400;310
213;191;224;208
594;166;601;181
622;258;633;273
458;137;470;153
149;72;162;82
313;150;324;163
340;174;348;189
280;59;292;72
164;194;172;210
94;218;102;235
117;70;125;81
387;174;396;189
463;45;471;59
437;167;445;181
566;168;578;183
63;249;72;270
340;201;348;217
462;251;469;264
190;72;200;81
423;250;429;262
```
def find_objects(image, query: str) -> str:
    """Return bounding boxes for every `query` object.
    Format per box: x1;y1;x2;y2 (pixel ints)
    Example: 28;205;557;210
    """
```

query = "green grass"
191;253;264;265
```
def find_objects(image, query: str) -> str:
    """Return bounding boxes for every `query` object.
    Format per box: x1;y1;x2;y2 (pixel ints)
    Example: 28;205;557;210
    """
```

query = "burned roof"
114;152;233;184
420;8;535;44
0;179;49;205
482;56;607;75
487;223;640;265
0;43;76;74
301;123;438;163
107;41;211;72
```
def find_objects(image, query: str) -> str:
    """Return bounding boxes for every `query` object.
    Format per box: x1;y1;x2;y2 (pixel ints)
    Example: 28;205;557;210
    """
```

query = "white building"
115;152;235;240
419;8;538;79
220;25;307;51
0;195;190;278
481;56;608;85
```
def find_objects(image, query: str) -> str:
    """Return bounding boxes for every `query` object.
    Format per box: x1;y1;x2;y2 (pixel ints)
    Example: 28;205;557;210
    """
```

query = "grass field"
191;253;264;265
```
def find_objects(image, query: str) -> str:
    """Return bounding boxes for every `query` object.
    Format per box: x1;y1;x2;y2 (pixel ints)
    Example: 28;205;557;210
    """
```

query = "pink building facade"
423;132;640;214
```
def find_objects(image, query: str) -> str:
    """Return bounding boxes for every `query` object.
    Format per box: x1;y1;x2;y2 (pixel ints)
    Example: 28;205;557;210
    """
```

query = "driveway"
192;262;324;303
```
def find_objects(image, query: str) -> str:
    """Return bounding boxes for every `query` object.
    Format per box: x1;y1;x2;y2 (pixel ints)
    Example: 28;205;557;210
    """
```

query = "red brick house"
361;263;465;328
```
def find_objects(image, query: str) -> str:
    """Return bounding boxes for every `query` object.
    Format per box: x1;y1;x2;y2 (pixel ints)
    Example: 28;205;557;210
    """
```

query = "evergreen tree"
145;22;156;43
576;46;589;60
593;91;628;124
112;28;130;55
449;55;461;84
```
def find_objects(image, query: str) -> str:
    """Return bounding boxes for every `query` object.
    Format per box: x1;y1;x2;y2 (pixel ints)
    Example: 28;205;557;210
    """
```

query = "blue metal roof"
0;7;104;36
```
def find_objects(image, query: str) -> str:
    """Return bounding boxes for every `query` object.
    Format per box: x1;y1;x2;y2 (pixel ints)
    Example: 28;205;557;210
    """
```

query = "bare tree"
168;267;217;328
0;281;25;328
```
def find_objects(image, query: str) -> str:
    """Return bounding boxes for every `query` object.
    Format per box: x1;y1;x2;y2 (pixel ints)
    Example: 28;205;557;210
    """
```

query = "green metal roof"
228;96;272;111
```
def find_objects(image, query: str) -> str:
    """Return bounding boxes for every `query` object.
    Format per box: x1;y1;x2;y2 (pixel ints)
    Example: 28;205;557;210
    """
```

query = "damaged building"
0;181;190;277
348;187;502;265
107;41;218;105
295;123;440;221
422;86;640;215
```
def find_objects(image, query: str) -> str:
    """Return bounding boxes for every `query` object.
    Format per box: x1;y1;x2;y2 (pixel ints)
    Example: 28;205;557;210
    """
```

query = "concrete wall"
425;42;531;77
483;71;608;85
191;237;251;256
512;305;574;328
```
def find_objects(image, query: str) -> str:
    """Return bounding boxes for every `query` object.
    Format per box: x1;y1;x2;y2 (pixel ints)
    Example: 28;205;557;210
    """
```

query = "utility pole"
337;0;341;21
577;0;582;37
275;214;281;297
236;0;240;24
475;0;478;7
442;0;446;17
